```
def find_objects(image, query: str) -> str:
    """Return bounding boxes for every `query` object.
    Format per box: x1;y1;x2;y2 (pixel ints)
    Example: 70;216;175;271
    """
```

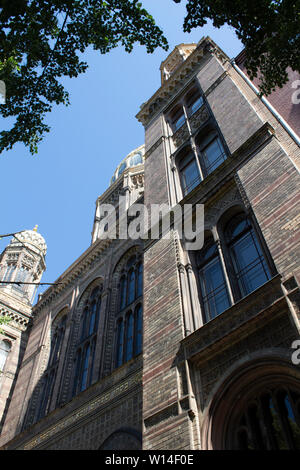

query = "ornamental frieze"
189;106;210;133
172;123;190;148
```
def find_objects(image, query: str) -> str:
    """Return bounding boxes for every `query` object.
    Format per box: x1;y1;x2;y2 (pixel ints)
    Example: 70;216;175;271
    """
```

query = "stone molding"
181;275;284;364
136;37;229;127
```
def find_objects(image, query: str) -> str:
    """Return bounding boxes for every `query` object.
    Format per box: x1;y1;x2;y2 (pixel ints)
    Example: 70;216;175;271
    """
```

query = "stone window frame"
195;128;227;178
166;82;230;202
72;284;103;396
167;85;204;135
114;254;143;369
37;309;68;420
0;338;12;374
191;206;275;325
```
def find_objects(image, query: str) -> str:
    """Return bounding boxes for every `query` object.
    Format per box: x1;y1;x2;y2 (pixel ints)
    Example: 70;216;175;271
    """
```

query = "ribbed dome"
110;145;145;186
10;228;47;256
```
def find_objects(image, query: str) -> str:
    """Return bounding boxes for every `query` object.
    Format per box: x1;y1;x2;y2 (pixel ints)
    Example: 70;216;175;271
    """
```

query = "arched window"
197;236;231;322
49;315;66;366
38;370;56;419
225;213;271;298
38;312;67;420
114;255;143;369
2;264;16;283
0;339;11;372
178;150;201;197
233;387;300;450
72;285;102;396
14;266;29;292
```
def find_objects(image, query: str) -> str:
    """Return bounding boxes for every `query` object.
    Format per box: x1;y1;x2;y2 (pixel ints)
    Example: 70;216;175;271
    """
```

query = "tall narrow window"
225;214;271;298
114;256;143;369
124;312;134;362
72;285;102;396
115;319;124;368
0;339;11;372
134;305;143;356
197;237;231;322
137;264;143;298
3;264;15;283
120;276;127;310
38;370;56;420
80;344;91;392
128;269;136;304
14;266;29;292
38;313;67;420
179;152;201;196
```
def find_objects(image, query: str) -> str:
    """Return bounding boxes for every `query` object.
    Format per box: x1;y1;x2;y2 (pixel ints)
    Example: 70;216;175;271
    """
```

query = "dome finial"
33;225;38;232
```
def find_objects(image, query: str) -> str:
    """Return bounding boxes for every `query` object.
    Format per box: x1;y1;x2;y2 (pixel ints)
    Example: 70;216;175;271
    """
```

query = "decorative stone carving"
189;106;210;133
172;123;190;148
130;173;144;190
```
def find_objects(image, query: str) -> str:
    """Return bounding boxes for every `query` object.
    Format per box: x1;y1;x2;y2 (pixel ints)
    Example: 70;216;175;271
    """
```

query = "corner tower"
0;227;46;432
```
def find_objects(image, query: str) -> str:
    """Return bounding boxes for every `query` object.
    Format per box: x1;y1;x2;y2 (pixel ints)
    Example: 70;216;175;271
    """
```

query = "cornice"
33;236;113;315
136;36;230;127
0;302;32;331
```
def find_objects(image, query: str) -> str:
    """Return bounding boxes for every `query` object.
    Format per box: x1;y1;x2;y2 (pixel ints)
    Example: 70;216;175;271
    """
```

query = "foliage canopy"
0;0;168;154
175;0;300;95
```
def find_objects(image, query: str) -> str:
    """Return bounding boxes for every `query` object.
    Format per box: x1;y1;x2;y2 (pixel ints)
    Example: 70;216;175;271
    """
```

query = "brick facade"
0;37;300;450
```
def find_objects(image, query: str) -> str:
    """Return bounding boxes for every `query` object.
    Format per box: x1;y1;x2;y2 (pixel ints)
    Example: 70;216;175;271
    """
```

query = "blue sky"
0;1;243;298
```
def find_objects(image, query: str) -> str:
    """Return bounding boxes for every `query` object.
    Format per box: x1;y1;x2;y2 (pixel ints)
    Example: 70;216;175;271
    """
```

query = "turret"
0;226;47;304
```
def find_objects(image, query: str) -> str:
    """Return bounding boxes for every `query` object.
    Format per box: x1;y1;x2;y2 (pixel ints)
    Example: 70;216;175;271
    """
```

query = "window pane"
173;113;185;131
199;256;230;321
120;276;127;310
202;138;226;175
135;305;143;355
88;302;97;336
128;270;135;305
0;340;10;371
118;161;127;177
80;344;90;392
189;96;203;115
73;350;82;396
81;308;89;340
181;159;200;196
116;320;124;368
235;389;300;450
137;264;143;297
3;265;15;282
230;230;270;297
125;313;134;362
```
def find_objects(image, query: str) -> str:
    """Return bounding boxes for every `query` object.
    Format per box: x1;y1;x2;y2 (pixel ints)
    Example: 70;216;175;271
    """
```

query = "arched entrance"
202;355;300;449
